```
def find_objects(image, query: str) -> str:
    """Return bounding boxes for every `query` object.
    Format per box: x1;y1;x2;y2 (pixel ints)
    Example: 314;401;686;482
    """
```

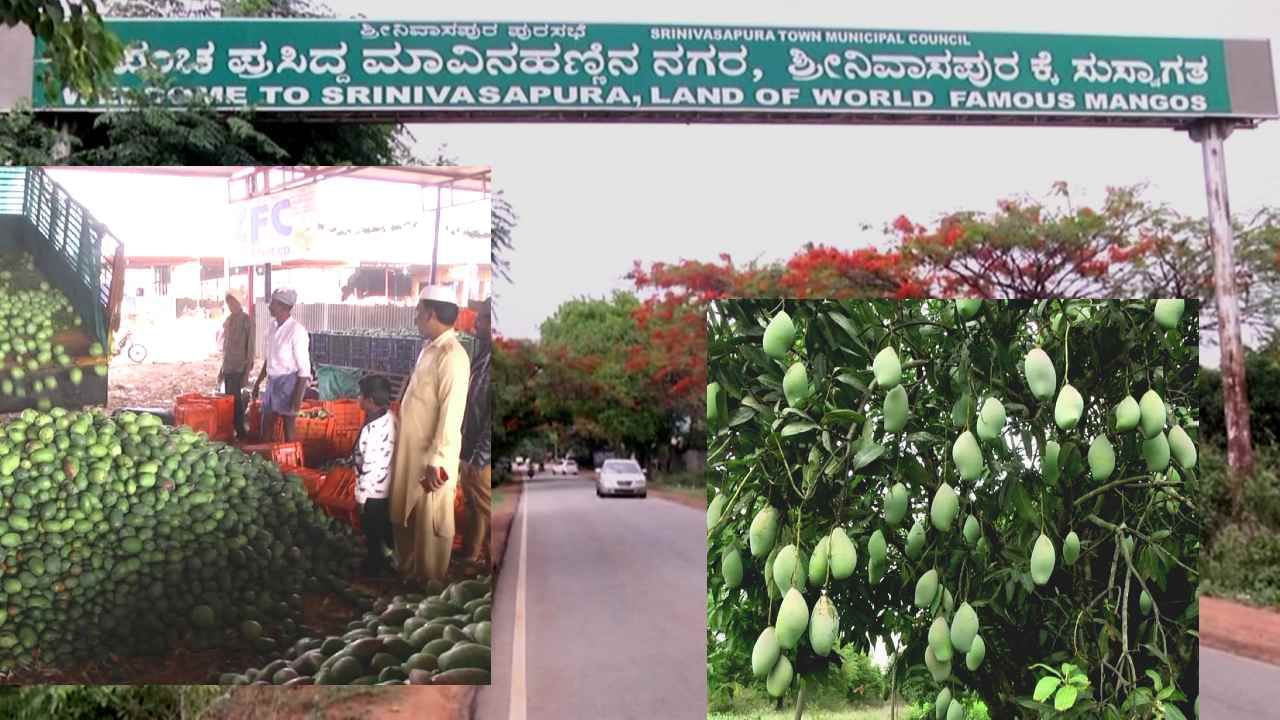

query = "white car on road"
596;459;647;498
551;458;579;475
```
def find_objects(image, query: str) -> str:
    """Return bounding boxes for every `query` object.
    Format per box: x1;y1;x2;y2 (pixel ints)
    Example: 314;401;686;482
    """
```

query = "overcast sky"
312;0;1280;366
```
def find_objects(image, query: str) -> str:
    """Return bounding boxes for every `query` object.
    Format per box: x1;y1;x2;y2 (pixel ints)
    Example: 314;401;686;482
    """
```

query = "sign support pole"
430;184;443;285
1189;118;1255;507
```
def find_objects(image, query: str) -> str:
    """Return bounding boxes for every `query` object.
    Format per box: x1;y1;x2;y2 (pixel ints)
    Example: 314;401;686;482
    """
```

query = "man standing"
390;285;471;583
221;289;255;440
457;298;492;575
251;288;310;442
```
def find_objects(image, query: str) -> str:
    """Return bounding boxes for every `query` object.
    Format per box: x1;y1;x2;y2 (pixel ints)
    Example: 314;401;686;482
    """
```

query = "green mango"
1154;298;1185;330
977;397;1006;442
1115;395;1140;432
883;384;909;433
955;299;982;319
873;346;902;389
783;362;810;408
1024;345;1054;397
1054;383;1084;430
772;544;803;595
947;699;964;720
965;634;986;671
751;627;780;678
950;601;979;653
915;569;939;608
765;653;793;698
1169;425;1197;469
764;544;781;600
808;536;830;587
963;514;980;547
1043;440;1061;485
829;528;856;580
867;556;884;586
928;615;953;663
936;687;952;720
943;587;955;615
1143;432;1171;472
906;519;926;560
721;546;743;589
925;644;951;682
749;506;780;558
707;383;724;427
952;432;983;482
1030;533;1056;586
707;494;726;530
1139;389;1166;439
884;482;908;526
931;482;959;531
808;595;838;657
1140;590;1153;615
762;311;795;359
868;530;887;568
1088;435;1115;481
1063;531;1081;565
775;588;809;650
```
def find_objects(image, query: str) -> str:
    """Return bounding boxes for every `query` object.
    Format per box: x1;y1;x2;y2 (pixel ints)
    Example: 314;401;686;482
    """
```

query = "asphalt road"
1200;646;1280;717
475;472;707;720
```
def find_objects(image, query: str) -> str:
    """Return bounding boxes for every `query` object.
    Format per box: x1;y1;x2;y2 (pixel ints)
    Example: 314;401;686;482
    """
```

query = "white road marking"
508;485;528;720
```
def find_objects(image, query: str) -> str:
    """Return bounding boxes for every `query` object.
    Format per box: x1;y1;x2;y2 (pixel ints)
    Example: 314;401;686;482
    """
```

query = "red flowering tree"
625;249;921;449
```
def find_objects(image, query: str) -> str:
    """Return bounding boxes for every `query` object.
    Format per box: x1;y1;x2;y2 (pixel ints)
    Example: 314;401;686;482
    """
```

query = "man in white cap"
389;284;471;582
221;288;255;440
251;288;311;442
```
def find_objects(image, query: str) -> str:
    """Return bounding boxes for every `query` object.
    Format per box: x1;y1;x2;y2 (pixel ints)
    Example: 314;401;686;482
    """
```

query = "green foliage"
707;299;1199;719
837;646;886;703
1;0;124;102
1196;349;1280;445
0;685;223;720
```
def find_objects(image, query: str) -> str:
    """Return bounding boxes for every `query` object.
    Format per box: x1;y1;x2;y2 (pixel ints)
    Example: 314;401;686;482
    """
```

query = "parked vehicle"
596;458;647;498
551;458;579;475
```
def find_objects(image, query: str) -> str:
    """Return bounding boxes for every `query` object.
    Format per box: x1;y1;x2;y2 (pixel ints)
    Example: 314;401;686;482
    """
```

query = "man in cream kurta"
390;285;472;582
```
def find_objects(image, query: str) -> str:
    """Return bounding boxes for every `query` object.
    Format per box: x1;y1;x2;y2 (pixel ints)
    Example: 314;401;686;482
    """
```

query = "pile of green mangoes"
0;252;103;409
711;298;1196;718
217;577;493;686
0;408;361;671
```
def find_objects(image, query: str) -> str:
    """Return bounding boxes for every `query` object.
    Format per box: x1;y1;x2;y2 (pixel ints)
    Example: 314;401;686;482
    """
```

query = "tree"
0;0;122;101
538;292;669;464
707;299;1199;719
493;337;543;467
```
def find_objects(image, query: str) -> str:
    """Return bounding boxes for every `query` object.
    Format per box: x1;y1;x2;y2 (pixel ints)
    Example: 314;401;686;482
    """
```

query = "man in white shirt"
251;288;311;442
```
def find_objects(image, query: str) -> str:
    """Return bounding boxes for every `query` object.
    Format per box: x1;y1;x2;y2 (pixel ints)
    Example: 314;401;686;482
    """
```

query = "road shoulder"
1202;594;1280;666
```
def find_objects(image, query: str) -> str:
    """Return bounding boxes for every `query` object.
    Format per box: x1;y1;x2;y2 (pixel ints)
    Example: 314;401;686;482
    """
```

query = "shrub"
1203;521;1280;606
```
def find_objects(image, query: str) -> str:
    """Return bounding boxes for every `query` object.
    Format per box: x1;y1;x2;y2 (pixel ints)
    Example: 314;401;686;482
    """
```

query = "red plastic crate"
281;465;327;497
174;400;219;439
327;427;361;463
323;399;365;432
177;393;235;442
240;441;305;468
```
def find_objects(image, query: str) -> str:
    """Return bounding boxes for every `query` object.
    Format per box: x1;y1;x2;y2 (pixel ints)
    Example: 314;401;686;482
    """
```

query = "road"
1200;646;1280;717
475;471;707;720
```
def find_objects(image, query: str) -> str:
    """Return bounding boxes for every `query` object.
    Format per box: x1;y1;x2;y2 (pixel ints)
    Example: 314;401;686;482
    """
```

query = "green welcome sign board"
30;20;1279;123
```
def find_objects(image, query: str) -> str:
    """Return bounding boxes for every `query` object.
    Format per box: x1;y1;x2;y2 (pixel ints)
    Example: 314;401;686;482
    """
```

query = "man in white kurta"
390;285;471;582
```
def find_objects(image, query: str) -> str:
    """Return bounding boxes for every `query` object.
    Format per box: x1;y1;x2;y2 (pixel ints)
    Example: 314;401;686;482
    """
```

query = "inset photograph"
706;298;1199;719
0;167;118;415
0;166;493;686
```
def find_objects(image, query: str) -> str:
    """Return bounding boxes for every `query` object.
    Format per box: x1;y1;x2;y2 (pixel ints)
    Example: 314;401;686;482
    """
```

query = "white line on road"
508;485;528;720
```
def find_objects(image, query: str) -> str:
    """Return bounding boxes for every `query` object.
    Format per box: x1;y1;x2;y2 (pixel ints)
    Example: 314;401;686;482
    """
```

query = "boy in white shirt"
352;375;397;577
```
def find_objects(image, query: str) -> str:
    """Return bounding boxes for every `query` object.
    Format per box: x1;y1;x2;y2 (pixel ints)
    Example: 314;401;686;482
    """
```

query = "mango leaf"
951;392;974;428
852;442;885;471
827;312;863;347
822;409;866;426
906;431;945;447
728;407;756;427
1163;706;1187;720
1033;677;1062;703
1054;684;1078;711
741;396;771;415
780;422;818;437
836;373;868;394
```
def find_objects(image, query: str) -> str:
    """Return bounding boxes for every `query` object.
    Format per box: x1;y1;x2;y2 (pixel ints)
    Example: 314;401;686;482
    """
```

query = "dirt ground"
107;353;224;411
1201;595;1280;666
649;485;706;511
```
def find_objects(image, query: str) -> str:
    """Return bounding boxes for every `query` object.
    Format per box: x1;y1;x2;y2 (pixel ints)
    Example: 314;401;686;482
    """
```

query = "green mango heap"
0;254;86;404
0;407;361;671
218;576;493;686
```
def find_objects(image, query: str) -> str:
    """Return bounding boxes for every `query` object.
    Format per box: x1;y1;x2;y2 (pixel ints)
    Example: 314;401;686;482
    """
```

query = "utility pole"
1189;118;1254;514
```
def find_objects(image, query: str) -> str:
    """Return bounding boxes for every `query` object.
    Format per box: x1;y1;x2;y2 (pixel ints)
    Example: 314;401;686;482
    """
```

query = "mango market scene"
0;166;496;686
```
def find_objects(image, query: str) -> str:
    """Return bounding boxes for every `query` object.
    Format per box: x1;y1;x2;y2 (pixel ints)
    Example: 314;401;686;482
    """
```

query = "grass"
653;469;707;489
708;704;895;720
